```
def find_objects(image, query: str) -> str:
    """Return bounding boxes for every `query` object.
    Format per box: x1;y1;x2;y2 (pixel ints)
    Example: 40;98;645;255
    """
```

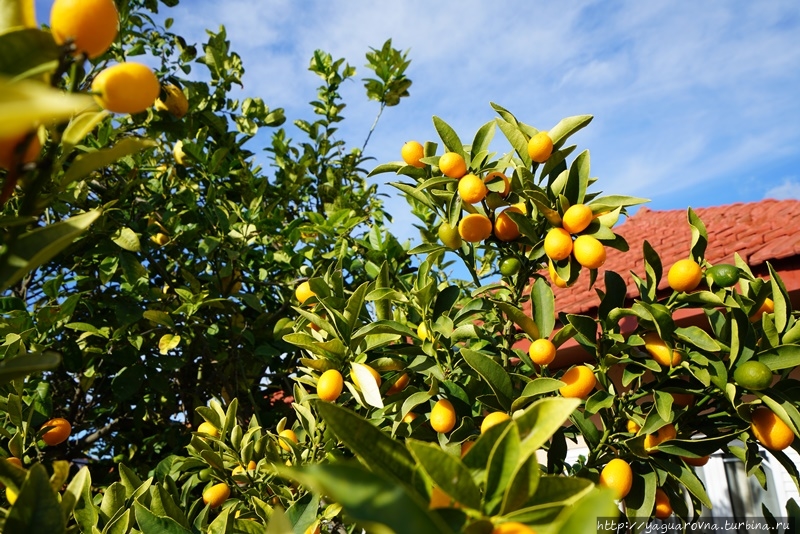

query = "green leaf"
495;119;531;168
565;314;597;345
587;195;649;213
485;422;521;513
548;115;593;148
0;351;60;385
142;310;174;329
111;227;140;252
59;466;90;520
674;326;721;352
316;402;418;489
62;137;156;186
432;116;465;158
284;463;451;534
515;397;581;460
352;362;384;409
687;207;708;260
529;280;555;340
494;301;540;340
471;120;496;158
500;455;540;515
5;464;66;534
553;487;617;534
0;77;97;138
118;463;143;498
461;349;514;410
150;484;191;530
0;209;101;292
564;150;590;205
100;482;127;523
652;457;711;508
768;263;792;333
407;440;481;510
134;501;193;534
624;468;656;525
61;110;109;148
757;345;800;371
0;29;59;79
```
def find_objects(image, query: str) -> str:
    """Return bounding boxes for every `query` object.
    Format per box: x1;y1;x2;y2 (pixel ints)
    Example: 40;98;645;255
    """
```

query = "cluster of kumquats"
1;0;189;174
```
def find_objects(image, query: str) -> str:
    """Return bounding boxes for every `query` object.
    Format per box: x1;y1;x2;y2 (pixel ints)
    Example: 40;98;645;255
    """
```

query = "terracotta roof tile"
529;199;800;316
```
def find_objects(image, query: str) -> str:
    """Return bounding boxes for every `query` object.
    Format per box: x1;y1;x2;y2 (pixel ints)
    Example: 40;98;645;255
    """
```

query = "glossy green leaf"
652;457;711;508
285;463;451;534
553;487;617;534
134;501;193;534
494;301;540;340
548;115;593;148
515;397;581;461
564;150;590;205
432;116;465;158
316;402;418;487
0;351;60;385
500;455;541;515
495;119;531;168
0;209;101;292
461;348;514;410
5;464;65;534
61;110;109;148
0;29;59;79
687;207;708;260
407;440;481;510
485;422;521;513
63;137;157;186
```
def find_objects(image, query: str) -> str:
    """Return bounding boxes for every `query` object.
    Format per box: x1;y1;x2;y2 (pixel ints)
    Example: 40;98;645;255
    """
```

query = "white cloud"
156;0;800;229
764;178;800;200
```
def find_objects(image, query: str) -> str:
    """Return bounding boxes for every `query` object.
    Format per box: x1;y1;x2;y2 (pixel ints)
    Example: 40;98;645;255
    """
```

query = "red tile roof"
534;199;800;315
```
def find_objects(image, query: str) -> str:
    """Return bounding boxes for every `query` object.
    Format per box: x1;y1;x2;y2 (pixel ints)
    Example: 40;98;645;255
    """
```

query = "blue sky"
37;0;800;242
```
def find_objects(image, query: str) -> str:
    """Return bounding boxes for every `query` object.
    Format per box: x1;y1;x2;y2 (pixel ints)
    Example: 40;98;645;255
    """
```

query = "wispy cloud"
134;0;800;240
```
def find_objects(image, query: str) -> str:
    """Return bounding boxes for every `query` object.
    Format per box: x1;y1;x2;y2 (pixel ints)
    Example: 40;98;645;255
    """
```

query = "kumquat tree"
1;0;800;533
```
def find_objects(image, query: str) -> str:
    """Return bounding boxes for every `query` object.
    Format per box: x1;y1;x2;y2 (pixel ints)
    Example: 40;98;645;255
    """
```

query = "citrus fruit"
151;232;169;246
750;406;795;451
573;235;606;269
386;372;410;396
681;455;710;466
0;132;41;170
559;365;596;399
499;257;521;277
642;332;682;367
458;173;488;204
734;360;772;391
317;369;344;401
494;207;522;241
654;488;672;519
197;468;212;481
155;83;189;118
561;204;593;234
667;258;703;293
528;338;556;365
92;62;160;114
438;221;463;250
402;412;418;424
50;0;119;59
527;131;553;163
599;458;633;500
278;429;298;451
295;281;316;305
458;213;492;242
492;522;537;534
430;399;457;433
548;261;572;288
40;418;71;446
627;419;641;433
706;264;740;288
232;460;257;475
439;152;467;178
6;486;18;505
644;423;677;450
460;440;475;457
417;322;429;341
750;298;774;321
197;421;219;437
202;482;230;508
401;141;425;168
544;228;573;261
481;412;511;434
350;364;381;389
484;171;510;197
